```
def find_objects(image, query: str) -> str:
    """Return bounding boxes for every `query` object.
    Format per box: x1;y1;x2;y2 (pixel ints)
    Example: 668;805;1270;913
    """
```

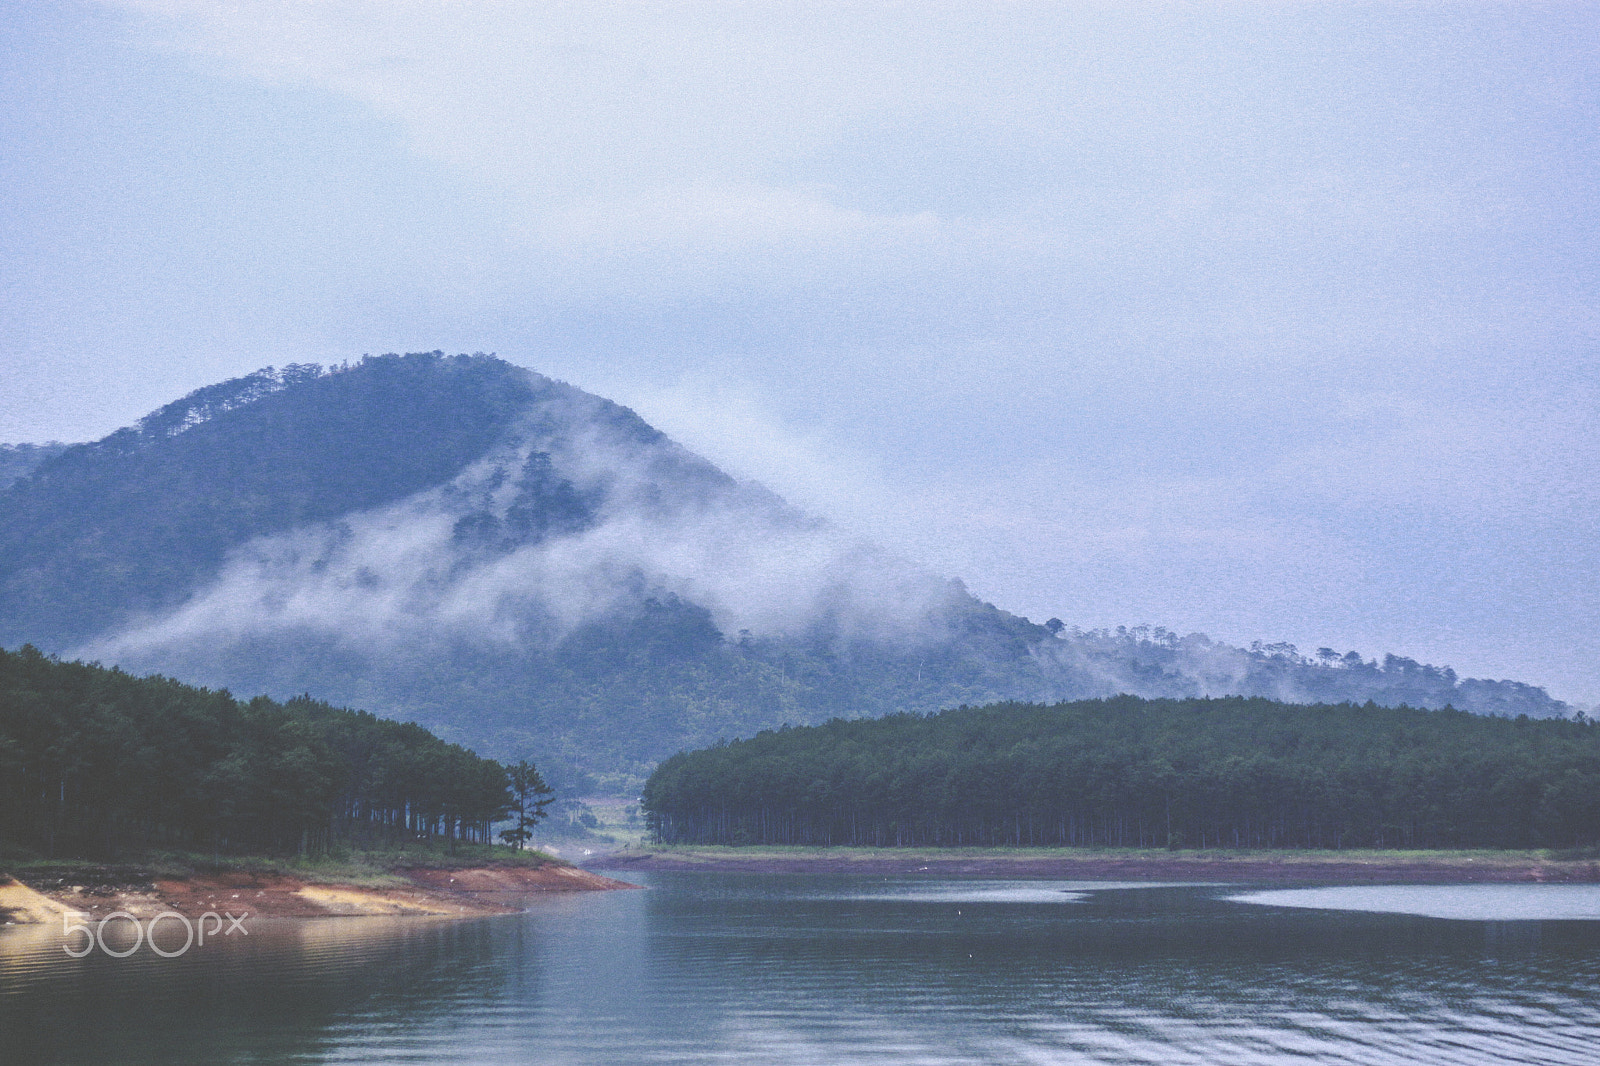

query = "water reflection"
0;914;528;1064
822;878;1215;905
1228;884;1600;921
2;874;1598;1064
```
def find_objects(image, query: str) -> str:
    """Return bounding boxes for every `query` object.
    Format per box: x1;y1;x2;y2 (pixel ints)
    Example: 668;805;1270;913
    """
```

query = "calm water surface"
3;872;1598;1064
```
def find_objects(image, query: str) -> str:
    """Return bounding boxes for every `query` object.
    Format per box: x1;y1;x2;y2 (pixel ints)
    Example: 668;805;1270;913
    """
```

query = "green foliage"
642;697;1600;850
0;645;527;859
500;759;555;849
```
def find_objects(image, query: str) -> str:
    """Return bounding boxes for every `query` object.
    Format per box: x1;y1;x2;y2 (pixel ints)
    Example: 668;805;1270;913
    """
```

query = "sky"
2;1;1597;703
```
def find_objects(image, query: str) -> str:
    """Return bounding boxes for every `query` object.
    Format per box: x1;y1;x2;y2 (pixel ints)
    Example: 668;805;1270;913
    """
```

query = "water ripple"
4;875;1599;1064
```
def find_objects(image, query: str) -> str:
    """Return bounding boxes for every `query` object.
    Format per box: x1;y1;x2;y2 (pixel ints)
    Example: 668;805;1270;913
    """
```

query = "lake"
3;872;1598;1064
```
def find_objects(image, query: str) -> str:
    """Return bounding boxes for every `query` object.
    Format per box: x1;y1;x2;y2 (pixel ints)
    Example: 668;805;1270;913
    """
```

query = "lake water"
3;872;1599;1064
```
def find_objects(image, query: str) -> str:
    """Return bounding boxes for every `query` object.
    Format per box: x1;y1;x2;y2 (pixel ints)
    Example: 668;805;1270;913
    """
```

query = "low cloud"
81;382;958;671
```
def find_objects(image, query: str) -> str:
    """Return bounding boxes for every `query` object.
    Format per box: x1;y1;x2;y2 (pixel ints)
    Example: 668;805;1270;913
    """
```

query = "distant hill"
0;353;1567;785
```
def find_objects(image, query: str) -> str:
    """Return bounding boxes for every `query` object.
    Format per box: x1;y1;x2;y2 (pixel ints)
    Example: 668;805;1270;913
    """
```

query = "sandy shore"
1;862;635;925
594;847;1600;884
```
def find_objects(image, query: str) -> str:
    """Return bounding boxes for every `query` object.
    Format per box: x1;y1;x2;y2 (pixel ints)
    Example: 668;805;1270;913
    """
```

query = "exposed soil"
595;849;1600;884
0;877;79;924
398;864;637;911
2;863;636;925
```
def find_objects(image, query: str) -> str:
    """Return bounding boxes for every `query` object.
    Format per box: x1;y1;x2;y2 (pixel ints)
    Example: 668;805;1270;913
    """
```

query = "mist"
68;362;1569;731
79;375;962;675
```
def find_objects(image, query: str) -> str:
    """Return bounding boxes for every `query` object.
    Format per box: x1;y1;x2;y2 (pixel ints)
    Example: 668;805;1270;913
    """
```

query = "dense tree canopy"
0;645;525;858
644;697;1600;850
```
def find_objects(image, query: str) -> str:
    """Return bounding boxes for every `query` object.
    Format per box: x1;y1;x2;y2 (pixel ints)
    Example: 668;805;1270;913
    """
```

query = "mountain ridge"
0;352;1568;783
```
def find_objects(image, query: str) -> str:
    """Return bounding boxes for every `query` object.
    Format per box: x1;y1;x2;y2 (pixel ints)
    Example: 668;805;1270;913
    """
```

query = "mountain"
0;442;69;492
0;353;1567;785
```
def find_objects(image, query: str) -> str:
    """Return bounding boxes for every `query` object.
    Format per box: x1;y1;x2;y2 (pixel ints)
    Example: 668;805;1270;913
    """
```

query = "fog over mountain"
83;367;959;658
0;354;1567;784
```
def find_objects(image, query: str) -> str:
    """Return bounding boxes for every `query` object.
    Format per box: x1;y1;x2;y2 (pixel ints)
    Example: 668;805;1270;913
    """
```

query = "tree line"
643;696;1600;850
0;644;549;858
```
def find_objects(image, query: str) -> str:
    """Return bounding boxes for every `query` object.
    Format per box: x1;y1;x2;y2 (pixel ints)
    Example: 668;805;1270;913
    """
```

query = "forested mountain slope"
0;353;1567;781
0;442;69;492
0;356;537;649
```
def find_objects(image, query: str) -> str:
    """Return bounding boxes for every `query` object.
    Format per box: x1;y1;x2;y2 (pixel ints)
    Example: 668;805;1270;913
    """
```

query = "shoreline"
592;846;1600;883
1;859;636;926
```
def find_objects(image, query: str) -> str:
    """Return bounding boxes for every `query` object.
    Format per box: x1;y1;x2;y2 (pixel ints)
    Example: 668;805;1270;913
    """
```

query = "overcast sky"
2;1;1597;702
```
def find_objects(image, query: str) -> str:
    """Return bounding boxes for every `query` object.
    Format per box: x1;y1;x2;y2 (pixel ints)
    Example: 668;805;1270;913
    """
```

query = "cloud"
10;2;1594;704
80;381;957;669
104;0;951;296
